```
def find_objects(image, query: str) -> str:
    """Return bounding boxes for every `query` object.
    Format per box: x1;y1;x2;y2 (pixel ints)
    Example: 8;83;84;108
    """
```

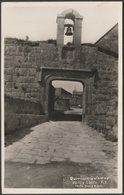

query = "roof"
55;88;72;95
95;23;118;57
95;23;118;45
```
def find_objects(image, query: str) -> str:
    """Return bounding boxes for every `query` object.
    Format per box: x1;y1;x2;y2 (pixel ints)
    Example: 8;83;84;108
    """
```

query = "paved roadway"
5;121;117;188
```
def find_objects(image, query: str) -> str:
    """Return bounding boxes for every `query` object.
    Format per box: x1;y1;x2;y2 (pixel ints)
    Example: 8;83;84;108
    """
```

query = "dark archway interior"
48;80;84;121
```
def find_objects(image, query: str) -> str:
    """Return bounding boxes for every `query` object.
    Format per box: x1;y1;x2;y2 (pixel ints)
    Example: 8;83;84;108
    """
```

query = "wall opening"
57;9;83;47
48;80;84;121
64;19;74;46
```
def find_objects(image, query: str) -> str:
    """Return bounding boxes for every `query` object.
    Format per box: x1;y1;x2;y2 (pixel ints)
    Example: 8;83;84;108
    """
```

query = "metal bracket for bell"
65;24;74;36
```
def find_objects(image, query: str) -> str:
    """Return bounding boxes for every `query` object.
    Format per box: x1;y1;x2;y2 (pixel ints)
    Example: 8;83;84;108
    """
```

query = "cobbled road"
5;121;117;188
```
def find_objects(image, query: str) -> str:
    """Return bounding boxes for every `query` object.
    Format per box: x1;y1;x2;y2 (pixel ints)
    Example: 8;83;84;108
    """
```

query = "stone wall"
5;113;48;134
5;95;47;134
54;99;70;111
4;41;98;104
70;95;82;107
4;34;118;139
5;95;43;114
4;40;60;102
85;50;118;140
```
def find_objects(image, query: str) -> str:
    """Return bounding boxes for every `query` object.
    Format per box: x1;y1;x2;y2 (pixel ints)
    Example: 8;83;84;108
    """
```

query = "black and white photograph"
1;1;123;194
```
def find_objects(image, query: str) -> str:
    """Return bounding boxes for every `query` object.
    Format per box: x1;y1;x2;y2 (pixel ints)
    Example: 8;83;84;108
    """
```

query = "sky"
2;2;121;93
2;2;121;43
52;80;83;93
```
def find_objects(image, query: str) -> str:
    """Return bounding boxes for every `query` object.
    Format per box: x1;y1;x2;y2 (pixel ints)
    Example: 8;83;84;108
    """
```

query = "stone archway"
56;9;83;47
39;67;97;121
48;79;84;120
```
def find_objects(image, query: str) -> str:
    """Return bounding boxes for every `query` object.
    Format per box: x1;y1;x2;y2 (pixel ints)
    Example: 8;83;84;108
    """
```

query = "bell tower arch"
56;9;83;47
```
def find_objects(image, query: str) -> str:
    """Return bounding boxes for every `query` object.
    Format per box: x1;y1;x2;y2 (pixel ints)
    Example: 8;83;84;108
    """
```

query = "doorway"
40;67;94;121
48;80;84;121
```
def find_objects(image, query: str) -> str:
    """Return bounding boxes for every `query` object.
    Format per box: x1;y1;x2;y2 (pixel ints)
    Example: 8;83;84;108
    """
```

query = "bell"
65;26;73;36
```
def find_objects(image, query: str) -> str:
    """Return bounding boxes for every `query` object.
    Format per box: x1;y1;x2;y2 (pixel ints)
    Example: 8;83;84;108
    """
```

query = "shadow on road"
5;161;117;188
49;111;82;121
5;127;33;147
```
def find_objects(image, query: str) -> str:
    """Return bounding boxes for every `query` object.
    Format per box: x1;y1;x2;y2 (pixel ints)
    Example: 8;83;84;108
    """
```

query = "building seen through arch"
48;80;84;121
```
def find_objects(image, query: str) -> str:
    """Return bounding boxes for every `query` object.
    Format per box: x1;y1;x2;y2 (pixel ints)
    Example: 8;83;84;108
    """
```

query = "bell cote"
56;9;83;47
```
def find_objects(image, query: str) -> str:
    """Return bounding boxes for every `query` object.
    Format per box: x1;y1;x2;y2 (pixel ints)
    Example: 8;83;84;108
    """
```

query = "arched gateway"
38;9;98;119
39;67;98;119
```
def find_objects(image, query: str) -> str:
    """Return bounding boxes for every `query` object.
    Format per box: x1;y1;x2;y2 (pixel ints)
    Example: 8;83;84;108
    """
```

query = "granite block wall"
5;95;43;114
5;95;47;134
4;38;118;139
84;50;118;140
5;113;48;134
